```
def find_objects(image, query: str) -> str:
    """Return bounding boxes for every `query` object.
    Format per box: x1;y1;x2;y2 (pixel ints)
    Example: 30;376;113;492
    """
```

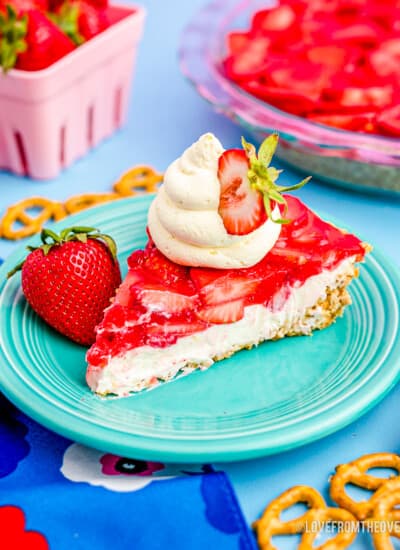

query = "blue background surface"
1;0;400;544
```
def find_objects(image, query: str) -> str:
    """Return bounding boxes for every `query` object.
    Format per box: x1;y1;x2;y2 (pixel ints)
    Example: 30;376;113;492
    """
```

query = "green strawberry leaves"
0;5;28;72
48;3;84;46
7;226;118;278
242;134;311;224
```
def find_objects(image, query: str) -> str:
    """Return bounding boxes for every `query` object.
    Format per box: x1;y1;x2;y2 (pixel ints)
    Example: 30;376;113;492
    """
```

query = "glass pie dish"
179;0;400;195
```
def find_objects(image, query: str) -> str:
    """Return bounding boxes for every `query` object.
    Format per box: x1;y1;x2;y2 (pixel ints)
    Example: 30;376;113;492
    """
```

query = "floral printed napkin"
0;392;257;549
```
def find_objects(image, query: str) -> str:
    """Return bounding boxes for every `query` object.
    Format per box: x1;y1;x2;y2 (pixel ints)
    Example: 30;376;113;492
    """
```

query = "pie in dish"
86;133;369;397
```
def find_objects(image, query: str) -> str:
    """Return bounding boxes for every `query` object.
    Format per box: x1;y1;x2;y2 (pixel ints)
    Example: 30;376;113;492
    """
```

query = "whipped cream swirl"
148;133;282;269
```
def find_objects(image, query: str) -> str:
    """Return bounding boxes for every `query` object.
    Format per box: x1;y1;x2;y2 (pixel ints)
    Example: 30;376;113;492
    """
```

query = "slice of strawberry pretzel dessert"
86;133;370;397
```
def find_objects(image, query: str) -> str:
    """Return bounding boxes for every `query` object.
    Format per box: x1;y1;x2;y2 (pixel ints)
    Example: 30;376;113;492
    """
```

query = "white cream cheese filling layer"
87;257;356;397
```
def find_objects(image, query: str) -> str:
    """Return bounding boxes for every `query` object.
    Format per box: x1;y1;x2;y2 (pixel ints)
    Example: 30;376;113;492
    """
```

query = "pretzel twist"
0;197;66;240
254;486;325;550
254;485;358;550
361;478;400;549
64;193;121;214
0;165;163;240
299;507;358;550
113;166;162;196
330;453;400;520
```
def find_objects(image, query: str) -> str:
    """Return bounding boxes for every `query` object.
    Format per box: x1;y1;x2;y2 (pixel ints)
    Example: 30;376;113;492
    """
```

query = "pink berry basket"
0;3;145;180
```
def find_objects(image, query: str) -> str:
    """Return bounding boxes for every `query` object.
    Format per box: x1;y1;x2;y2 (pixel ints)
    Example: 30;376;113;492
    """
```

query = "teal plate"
1;196;400;462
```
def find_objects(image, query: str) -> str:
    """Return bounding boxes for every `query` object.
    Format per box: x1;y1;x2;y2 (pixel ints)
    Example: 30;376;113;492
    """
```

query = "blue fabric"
0;394;257;550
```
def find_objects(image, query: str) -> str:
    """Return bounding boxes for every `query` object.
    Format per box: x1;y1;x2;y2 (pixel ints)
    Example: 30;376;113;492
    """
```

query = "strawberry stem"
48;3;84;46
41;228;62;244
241;134;311;224
7;226;118;278
0;5;28;72
7;260;25;279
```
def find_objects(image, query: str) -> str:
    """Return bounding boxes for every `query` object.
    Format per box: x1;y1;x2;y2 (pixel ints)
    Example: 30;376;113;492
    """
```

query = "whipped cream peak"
178;133;223;173
148;133;282;269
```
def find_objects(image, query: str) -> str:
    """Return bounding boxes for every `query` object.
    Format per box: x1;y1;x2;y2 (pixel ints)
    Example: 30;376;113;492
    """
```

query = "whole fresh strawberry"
50;0;109;44
8;227;122;345
0;5;75;71
75;0;108;40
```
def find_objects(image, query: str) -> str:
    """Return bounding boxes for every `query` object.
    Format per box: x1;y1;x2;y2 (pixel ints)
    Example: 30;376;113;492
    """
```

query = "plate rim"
1;195;400;462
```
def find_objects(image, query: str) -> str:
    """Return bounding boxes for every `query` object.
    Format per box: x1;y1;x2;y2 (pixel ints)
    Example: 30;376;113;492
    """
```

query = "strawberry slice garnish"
218;149;264;236
217;134;310;236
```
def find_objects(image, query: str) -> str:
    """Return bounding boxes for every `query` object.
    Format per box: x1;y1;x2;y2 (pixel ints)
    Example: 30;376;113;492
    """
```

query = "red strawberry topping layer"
87;196;366;368
223;0;400;137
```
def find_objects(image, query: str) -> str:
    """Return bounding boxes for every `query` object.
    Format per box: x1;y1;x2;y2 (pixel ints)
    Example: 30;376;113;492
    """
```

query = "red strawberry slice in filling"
140;240;189;285
251;5;296;33
197;300;245;324
146;316;208;347
331;23;382;46
306;46;348;71
191;269;260;306
130;284;199;314
226;31;251;55
321;85;393;113
376;106;400;137
306;112;376;133
190;269;262;305
223;37;270;80
242;82;319;115
217;149;265;236
268;59;329;93
369;39;400;78
114;269;144;306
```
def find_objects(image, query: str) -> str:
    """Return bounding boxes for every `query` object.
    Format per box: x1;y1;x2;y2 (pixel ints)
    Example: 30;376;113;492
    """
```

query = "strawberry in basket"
0;5;76;70
0;0;110;71
50;0;109;43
